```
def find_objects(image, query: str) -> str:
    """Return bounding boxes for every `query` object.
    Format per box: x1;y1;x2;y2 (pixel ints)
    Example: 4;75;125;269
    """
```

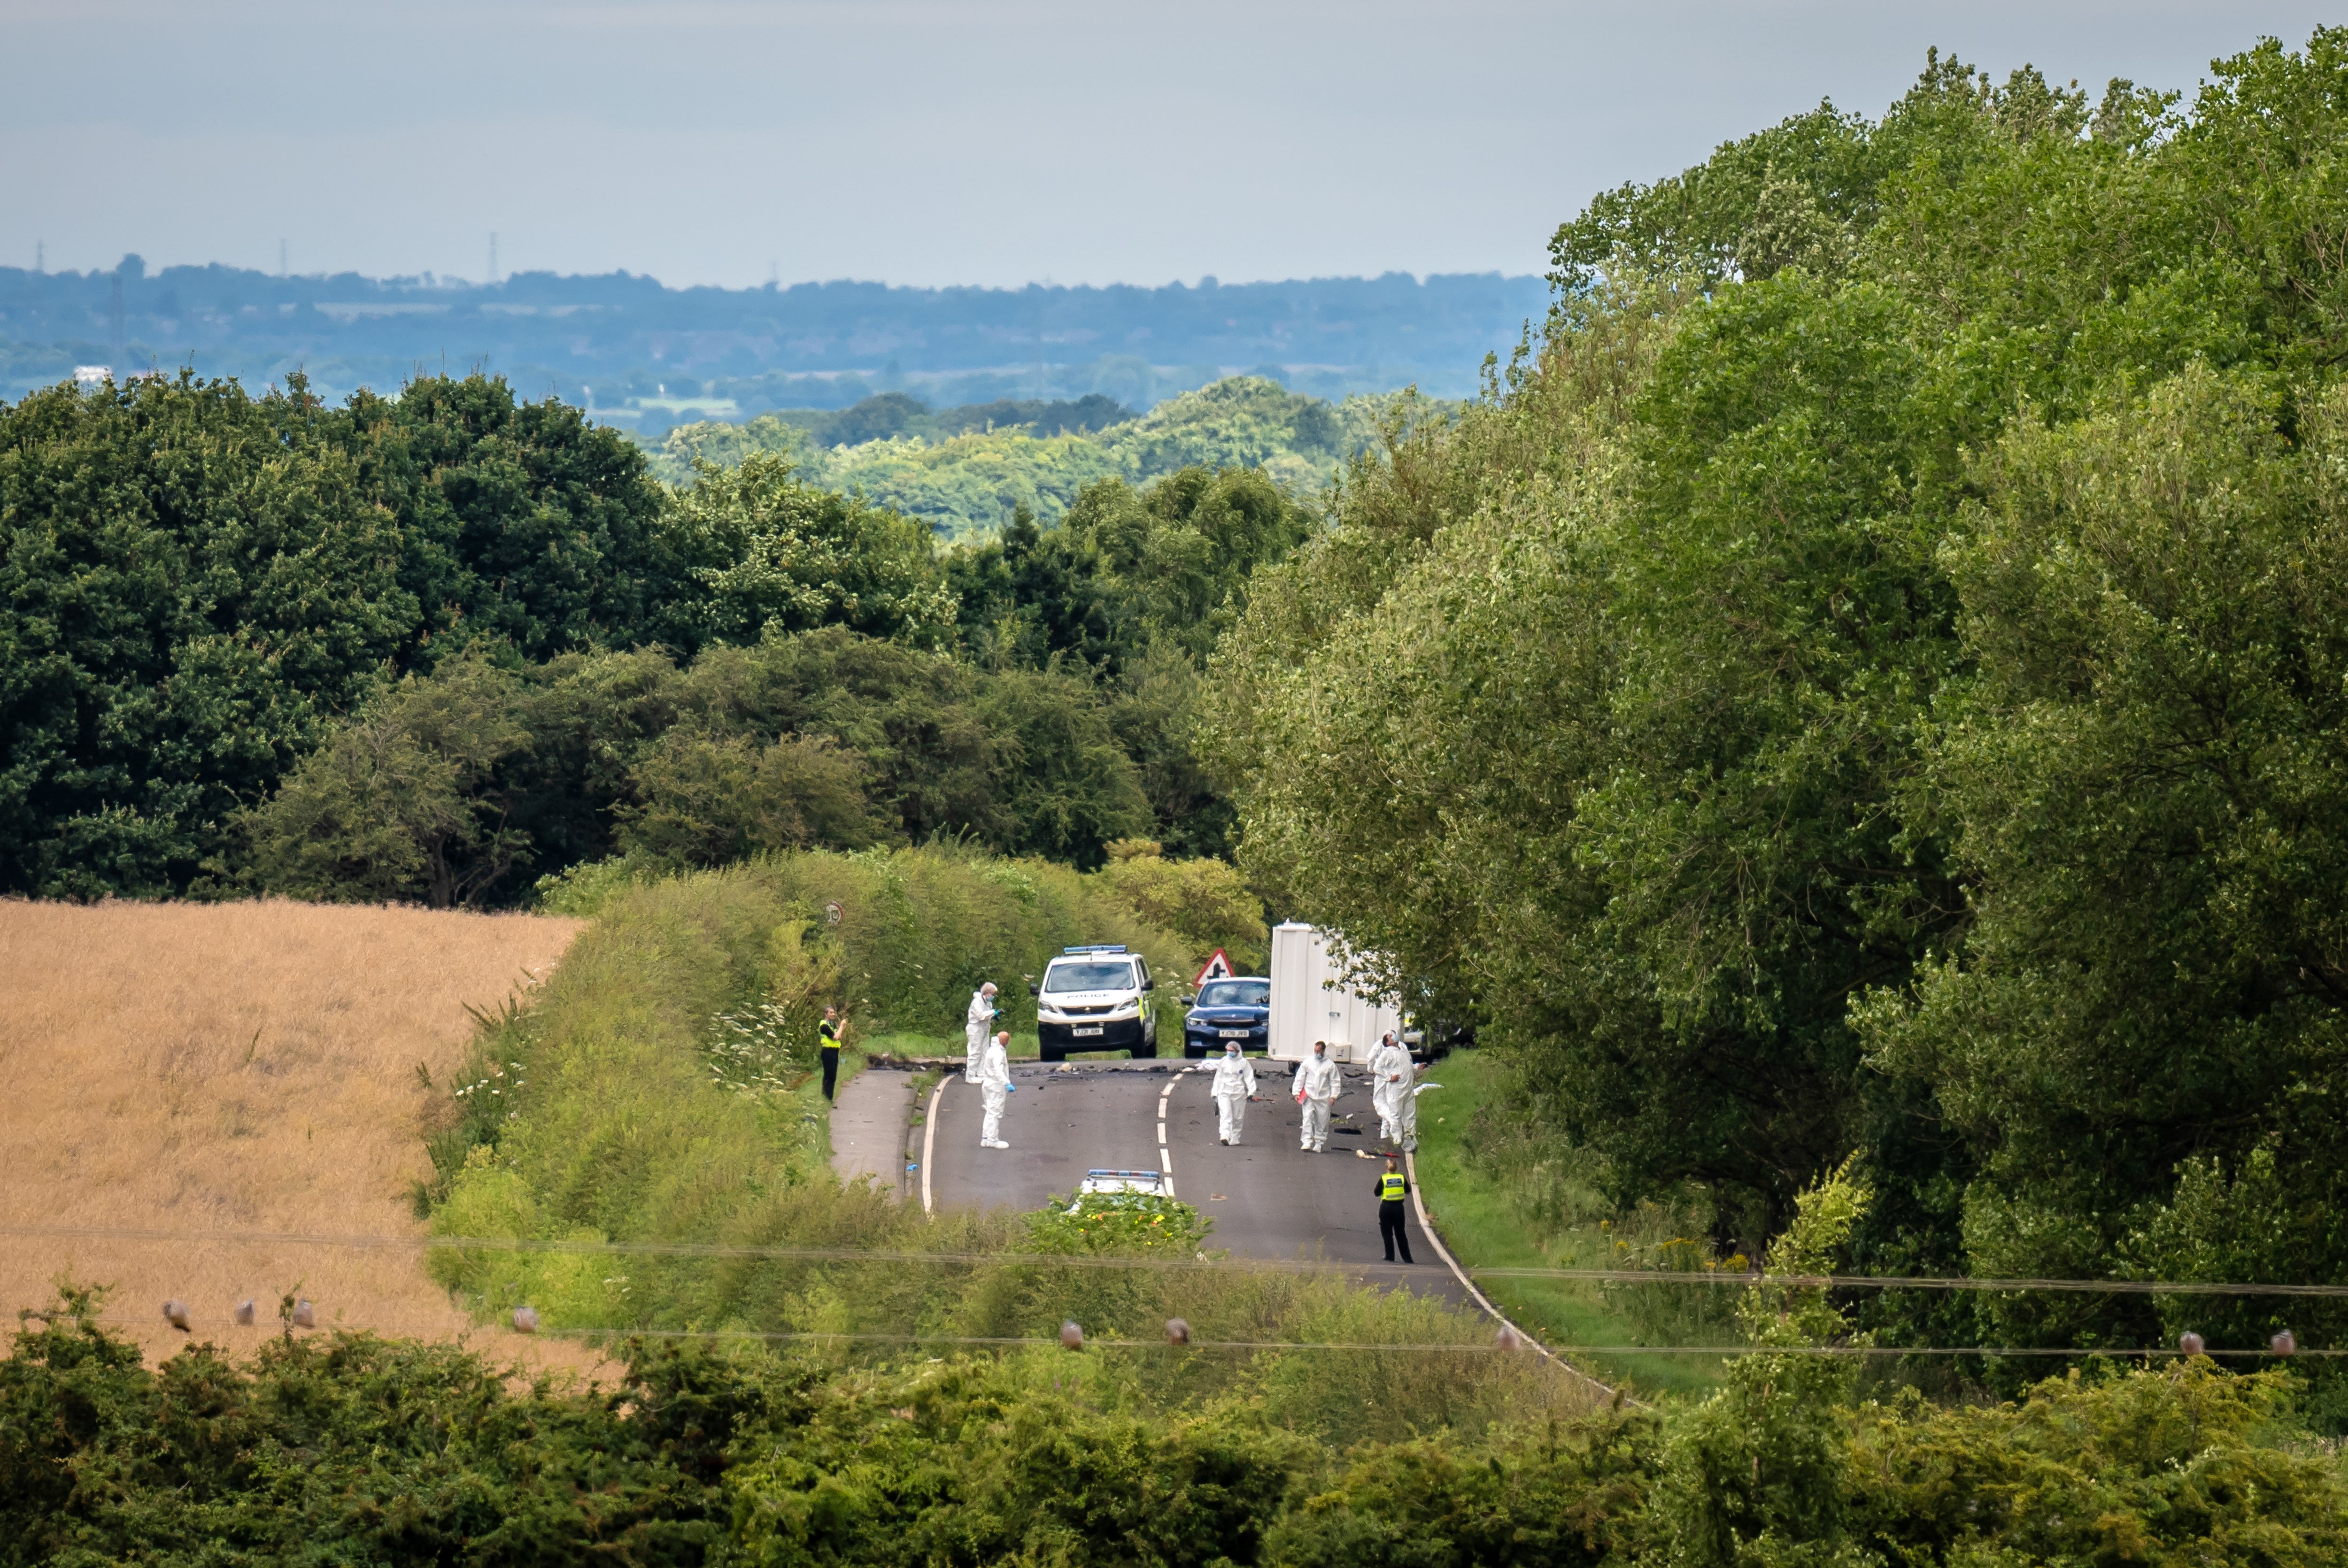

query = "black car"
1182;976;1271;1057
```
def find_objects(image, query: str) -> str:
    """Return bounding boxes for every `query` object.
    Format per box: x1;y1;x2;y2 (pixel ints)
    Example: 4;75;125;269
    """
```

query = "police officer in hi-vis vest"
1374;1153;1413;1263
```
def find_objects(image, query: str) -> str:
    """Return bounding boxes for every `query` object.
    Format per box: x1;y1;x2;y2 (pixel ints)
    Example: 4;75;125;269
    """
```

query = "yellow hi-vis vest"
1379;1172;1407;1201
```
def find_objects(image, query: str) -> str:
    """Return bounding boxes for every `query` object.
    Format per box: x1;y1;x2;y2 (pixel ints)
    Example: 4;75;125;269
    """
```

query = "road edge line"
922;1077;947;1216
1156;1073;1180;1199
1404;1149;1631;1407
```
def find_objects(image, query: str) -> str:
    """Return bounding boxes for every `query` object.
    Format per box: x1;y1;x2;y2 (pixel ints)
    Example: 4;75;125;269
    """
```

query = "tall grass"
1411;1048;1738;1399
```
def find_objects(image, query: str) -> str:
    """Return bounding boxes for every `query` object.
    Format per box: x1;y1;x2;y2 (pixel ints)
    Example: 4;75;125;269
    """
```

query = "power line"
11;1224;2348;1299
56;1314;2340;1359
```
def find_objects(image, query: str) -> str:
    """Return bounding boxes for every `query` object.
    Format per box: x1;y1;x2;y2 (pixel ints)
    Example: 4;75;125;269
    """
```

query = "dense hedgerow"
7;1280;2343;1567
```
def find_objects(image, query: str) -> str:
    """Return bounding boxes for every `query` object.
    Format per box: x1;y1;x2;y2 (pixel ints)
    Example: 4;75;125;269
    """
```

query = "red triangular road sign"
1194;949;1235;986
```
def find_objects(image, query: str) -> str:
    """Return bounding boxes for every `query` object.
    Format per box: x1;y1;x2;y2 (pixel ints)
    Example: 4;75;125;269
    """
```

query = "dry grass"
0;898;592;1369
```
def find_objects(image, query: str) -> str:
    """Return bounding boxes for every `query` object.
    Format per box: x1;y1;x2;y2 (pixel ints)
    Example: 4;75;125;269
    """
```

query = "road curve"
925;1060;1460;1301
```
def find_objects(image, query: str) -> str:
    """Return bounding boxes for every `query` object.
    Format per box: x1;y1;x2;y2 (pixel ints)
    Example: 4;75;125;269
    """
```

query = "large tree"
1206;25;2348;1346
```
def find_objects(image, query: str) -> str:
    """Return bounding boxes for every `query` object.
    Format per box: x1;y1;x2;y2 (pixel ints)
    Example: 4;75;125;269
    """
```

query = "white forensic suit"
1209;1047;1257;1144
964;987;996;1083
978;1033;1012;1147
1292;1052;1343;1152
1367;1038;1413;1145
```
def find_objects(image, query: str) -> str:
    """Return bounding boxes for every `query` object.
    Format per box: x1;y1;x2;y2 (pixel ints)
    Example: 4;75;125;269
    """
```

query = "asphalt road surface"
925;1059;1460;1301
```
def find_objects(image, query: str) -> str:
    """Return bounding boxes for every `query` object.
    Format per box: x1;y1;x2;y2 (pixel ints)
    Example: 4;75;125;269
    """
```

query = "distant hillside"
0;259;1545;413
649;377;1430;538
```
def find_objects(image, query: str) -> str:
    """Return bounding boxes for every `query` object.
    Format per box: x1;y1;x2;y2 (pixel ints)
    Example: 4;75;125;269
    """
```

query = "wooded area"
1208;31;2348;1408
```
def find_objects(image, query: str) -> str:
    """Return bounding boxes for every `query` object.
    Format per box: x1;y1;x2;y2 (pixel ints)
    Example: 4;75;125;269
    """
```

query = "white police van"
1030;945;1159;1062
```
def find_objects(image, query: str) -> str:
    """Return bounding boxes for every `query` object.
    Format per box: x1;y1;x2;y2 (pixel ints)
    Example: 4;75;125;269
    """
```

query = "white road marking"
921;1077;947;1216
1155;1075;1180;1197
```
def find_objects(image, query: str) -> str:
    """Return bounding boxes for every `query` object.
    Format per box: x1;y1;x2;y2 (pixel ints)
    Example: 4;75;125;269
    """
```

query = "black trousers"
820;1046;840;1101
1379;1201;1413;1263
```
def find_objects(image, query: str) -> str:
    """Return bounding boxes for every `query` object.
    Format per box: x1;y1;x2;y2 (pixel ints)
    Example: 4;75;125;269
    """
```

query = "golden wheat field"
0;898;587;1367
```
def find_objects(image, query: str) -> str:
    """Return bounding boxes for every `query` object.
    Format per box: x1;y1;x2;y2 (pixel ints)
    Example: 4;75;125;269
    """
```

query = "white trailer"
1267;922;1404;1064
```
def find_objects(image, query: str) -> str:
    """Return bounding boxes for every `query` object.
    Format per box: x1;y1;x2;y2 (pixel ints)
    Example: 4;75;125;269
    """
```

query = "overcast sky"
2;1;2337;289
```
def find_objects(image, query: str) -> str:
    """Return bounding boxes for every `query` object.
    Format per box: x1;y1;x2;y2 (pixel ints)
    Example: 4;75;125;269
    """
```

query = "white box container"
1268;922;1403;1064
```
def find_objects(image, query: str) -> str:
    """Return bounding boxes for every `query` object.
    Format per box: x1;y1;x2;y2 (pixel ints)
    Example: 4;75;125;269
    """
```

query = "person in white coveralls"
1367;1030;1414;1146
964;982;997;1083
1209;1040;1256;1144
978;1029;1013;1148
1291;1040;1343;1153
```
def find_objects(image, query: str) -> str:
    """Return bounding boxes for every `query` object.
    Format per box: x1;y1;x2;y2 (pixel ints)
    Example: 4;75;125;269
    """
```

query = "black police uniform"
1375;1168;1413;1263
819;1016;842;1101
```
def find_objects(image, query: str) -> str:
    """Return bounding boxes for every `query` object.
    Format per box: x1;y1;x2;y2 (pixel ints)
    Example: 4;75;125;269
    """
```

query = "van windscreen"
1044;961;1135;993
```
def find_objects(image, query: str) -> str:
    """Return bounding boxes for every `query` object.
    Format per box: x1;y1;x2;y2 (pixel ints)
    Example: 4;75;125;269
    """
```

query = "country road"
922;1059;1462;1302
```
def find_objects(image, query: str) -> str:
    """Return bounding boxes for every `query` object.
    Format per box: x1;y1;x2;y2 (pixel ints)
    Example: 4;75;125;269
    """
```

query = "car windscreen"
1196;981;1269;1008
1044;961;1135;994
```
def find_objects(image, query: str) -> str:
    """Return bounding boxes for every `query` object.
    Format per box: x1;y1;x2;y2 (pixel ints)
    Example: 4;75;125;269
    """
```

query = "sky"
2;1;2338;290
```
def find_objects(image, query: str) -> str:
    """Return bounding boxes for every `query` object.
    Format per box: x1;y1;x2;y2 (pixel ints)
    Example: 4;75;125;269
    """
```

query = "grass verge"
1410;1048;1734;1400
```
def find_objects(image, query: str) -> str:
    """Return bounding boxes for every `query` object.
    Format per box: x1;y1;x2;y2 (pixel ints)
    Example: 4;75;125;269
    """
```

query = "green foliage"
347;372;674;664
656;453;959;649
0;1285;756;1567
10;1270;2344;1564
1858;368;2348;1363
1207;26;2348;1378
1652;1166;1873;1564
728;1372;1306;1568
652;377;1403;540
0;370;671;899
1023;1192;1213;1257
1093;838;1268;975
619;730;895;870
0;374;413;898
1411;1047;1740;1398
943;465;1313;855
248;628;1159;904
1263;1423;1654;1568
827;428;1130;541
243;650;538;907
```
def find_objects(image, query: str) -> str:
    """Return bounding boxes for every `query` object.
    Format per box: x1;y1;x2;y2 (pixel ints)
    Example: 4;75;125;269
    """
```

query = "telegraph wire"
10;1223;2348;1298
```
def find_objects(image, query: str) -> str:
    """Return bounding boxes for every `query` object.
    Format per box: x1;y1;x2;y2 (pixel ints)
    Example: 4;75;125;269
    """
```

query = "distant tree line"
0;369;1314;901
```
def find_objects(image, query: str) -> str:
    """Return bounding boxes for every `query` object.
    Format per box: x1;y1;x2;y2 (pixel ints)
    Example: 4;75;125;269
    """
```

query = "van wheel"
1040;1045;1064;1064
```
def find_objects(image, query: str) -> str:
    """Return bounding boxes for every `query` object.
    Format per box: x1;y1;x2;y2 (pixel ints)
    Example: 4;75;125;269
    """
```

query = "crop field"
0;898;584;1364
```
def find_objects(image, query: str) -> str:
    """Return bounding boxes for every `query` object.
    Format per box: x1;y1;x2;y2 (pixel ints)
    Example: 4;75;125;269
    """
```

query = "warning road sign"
1193;949;1236;986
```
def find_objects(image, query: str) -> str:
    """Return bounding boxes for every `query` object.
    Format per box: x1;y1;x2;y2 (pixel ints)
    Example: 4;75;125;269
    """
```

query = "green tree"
244;654;537;907
618;730;896;870
1860;370;2348;1366
1091;838;1268;975
656;453;959;649
347;372;673;665
0;374;413;897
1208;26;2348;1304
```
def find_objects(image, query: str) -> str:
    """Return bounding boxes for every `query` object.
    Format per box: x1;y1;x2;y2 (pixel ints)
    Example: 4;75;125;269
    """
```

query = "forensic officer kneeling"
1375;1153;1413;1264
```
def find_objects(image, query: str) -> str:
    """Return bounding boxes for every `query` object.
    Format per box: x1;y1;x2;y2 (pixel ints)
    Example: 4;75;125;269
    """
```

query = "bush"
1094;838;1268;974
0;1285;754;1567
1025;1192;1213;1256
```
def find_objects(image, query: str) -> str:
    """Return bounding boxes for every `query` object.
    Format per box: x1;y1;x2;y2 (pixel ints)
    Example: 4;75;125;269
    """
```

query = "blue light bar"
1060;945;1129;954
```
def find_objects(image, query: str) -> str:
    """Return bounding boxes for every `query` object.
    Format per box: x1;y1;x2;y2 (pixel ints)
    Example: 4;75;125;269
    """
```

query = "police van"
1030;945;1159;1062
